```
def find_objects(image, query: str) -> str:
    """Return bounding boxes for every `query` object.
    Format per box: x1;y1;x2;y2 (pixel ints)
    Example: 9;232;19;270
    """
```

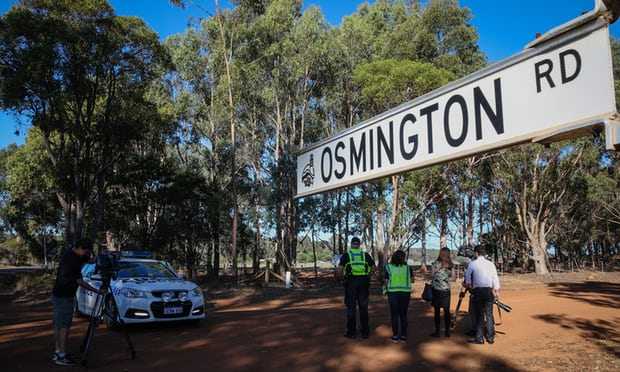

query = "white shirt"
465;256;500;290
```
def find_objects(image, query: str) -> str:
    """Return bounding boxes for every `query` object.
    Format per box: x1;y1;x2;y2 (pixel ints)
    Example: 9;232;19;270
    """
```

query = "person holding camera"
51;238;101;366
464;245;500;344
339;237;375;339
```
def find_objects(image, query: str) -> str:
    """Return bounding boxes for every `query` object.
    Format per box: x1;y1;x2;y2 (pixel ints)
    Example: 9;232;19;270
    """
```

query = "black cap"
350;237;361;248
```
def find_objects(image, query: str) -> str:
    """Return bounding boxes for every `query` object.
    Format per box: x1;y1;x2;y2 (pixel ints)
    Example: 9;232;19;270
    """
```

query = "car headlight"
120;288;147;298
190;287;203;298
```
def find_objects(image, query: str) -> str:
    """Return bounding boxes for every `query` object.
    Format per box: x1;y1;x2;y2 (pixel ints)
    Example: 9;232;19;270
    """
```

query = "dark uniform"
339;246;375;338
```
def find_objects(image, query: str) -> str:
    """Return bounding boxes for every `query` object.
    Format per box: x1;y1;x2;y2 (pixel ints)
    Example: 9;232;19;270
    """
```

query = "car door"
81;264;101;315
85;274;103;316
77;264;94;313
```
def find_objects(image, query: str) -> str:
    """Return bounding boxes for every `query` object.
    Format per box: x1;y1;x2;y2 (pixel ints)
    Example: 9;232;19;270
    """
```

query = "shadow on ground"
546;281;620;309
533;313;620;358
0;284;522;372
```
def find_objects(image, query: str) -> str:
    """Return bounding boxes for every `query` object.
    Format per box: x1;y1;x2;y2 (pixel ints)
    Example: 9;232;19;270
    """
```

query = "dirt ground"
0;270;618;372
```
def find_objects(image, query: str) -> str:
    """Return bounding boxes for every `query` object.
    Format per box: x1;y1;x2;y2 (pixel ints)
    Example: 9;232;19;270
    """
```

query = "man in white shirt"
464;245;500;344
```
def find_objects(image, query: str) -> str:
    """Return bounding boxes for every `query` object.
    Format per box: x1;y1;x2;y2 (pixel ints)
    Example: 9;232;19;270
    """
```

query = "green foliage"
1;129;60;257
2;0;617;276
0;0;170;246
0;237;31;265
353;59;453;113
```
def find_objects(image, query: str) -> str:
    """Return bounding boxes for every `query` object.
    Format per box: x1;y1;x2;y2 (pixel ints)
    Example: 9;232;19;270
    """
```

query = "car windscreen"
82;263;96;278
115;262;177;279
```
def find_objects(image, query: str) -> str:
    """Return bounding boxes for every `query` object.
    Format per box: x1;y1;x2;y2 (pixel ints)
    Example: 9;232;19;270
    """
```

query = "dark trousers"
472;287;495;342
387;292;410;337
344;277;370;336
468;292;478;332
432;289;451;334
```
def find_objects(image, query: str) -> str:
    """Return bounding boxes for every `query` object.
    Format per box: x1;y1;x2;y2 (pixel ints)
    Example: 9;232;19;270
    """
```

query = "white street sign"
296;19;616;198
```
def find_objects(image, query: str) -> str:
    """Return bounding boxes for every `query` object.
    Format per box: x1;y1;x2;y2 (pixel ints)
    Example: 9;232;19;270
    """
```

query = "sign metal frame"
296;6;618;199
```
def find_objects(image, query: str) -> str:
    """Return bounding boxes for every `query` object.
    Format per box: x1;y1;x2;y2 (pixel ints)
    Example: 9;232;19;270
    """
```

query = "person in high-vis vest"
339;237;375;339
384;250;413;342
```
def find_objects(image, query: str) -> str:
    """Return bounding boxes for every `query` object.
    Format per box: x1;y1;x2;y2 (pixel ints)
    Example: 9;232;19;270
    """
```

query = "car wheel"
104;295;121;330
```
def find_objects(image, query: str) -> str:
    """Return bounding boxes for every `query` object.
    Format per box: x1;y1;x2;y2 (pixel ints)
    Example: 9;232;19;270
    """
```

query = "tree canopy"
0;0;618;276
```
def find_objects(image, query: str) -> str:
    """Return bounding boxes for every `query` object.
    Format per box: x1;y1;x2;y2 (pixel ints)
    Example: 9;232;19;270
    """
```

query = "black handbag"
422;283;433;302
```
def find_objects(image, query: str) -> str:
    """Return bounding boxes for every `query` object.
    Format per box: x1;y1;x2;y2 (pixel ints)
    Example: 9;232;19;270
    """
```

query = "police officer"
339;237;375;339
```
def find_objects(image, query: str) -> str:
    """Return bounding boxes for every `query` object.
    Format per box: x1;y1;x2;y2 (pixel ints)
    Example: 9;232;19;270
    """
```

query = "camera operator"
464;244;500;345
51;238;101;366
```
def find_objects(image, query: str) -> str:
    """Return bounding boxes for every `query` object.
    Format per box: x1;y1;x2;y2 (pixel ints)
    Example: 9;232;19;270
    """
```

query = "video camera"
94;251;120;283
94;250;154;283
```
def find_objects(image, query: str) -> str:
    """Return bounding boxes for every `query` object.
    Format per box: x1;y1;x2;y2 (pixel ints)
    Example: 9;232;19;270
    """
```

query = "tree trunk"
216;0;237;283
531;240;550;275
531;223;550;275
312;225;318;277
231;206;238;280
377;199;388;269
212;224;220;279
337;191;342;254
253;204;261;275
466;193;474;245
440;211;448;249
421;218;427;267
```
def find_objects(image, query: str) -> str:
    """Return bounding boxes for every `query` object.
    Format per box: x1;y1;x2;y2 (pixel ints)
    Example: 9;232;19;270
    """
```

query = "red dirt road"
1;272;618;371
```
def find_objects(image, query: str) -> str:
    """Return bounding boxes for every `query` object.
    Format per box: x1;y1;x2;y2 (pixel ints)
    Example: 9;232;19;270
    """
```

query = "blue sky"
1;0;619;148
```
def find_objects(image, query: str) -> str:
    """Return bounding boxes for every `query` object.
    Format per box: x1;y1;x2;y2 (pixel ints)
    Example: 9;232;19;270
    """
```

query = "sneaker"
54;354;76;366
390;336;399;343
400;336;407;342
486;338;495;344
51;352;59;362
465;330;476;337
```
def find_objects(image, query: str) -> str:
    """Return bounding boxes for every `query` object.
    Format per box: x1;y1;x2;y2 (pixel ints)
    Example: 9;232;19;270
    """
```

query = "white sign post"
296;7;618;198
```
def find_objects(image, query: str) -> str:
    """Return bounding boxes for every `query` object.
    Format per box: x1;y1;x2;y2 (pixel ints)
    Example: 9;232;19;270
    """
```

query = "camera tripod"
79;277;136;367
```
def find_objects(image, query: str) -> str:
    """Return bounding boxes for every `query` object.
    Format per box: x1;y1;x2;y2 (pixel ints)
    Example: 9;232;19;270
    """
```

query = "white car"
76;253;206;326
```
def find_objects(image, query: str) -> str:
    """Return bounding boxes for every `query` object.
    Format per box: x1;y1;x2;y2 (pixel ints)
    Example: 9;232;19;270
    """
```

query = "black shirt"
52;249;88;298
339;251;376;277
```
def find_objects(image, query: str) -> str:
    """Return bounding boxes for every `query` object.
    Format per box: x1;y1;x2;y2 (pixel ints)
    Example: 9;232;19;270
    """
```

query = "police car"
75;251;205;326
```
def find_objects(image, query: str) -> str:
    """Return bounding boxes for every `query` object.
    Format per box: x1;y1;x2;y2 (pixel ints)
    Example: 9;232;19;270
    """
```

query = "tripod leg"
495;302;503;326
80;293;103;366
451;289;465;329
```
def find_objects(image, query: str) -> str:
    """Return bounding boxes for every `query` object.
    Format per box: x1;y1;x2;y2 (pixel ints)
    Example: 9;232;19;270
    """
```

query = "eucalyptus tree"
491;143;588;275
2;130;61;260
0;0;170;247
